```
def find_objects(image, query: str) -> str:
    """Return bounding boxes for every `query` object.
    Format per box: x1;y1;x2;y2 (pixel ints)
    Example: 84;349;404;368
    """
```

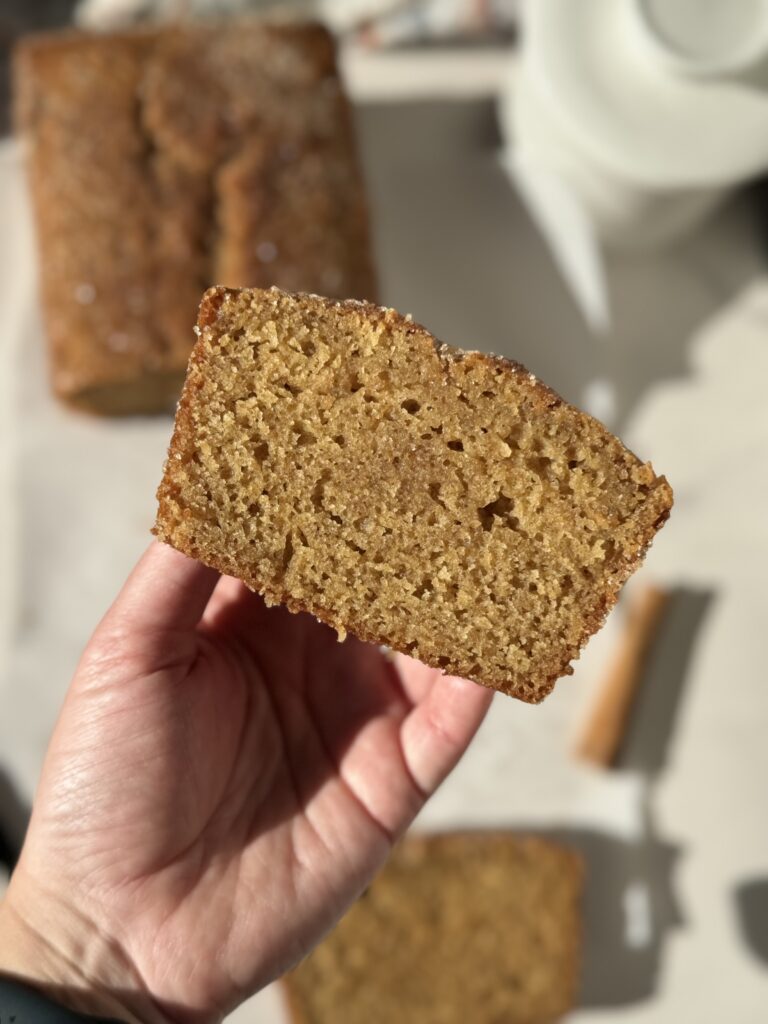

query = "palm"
12;545;491;1023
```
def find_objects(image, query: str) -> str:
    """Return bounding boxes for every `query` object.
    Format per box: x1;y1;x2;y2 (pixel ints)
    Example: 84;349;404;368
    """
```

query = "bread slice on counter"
282;832;583;1024
154;286;672;701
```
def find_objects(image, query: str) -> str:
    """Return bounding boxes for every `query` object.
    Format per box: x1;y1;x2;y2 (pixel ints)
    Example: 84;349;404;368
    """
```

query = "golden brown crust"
155;287;673;700
14;22;375;415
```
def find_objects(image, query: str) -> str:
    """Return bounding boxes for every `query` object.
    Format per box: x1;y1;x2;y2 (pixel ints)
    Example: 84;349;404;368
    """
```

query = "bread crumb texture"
155;287;673;701
283;832;583;1024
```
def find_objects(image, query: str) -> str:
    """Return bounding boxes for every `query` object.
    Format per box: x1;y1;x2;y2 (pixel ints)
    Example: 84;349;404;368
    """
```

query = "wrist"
0;883;169;1024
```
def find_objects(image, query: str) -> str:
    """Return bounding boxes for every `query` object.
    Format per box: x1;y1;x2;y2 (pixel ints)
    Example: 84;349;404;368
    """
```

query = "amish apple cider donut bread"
13;21;375;414
155;287;673;701
282;832;583;1024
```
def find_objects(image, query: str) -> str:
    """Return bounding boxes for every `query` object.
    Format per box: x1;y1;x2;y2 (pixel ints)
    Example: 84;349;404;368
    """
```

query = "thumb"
106;542;219;632
84;542;219;676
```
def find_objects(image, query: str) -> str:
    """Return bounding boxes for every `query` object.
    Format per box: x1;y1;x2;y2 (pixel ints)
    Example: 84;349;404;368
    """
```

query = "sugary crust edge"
12;15;334;65
155;286;673;702
278;829;585;1024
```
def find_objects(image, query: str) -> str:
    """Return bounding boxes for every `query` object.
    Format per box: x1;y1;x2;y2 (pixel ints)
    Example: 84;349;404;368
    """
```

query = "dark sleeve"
0;978;126;1024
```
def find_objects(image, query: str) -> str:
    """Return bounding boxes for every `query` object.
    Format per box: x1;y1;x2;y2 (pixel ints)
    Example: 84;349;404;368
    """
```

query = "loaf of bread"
154;286;672;701
14;21;375;414
283;832;583;1024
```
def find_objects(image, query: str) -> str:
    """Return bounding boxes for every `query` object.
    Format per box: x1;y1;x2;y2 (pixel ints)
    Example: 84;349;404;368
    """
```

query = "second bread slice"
282;832;583;1024
155;287;672;701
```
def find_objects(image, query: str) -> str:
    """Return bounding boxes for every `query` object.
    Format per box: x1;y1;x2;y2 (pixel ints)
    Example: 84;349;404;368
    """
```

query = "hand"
0;542;491;1024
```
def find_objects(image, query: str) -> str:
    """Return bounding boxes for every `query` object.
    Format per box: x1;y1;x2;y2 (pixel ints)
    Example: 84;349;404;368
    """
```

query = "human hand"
0;542;491;1024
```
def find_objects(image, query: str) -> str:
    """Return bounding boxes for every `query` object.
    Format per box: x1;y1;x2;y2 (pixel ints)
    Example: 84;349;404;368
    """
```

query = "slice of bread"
154;287;672;701
282;832;583;1024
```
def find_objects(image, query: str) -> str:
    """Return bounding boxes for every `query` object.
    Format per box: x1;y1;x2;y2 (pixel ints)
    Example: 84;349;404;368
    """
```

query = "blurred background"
1;0;768;1021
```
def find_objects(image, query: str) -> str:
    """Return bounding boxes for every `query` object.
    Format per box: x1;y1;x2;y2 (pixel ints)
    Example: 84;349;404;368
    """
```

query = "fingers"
399;674;493;796
100;541;219;636
200;574;252;630
392;652;439;706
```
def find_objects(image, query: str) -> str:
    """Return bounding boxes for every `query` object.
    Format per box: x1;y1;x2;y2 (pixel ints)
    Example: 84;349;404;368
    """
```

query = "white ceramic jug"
505;0;768;247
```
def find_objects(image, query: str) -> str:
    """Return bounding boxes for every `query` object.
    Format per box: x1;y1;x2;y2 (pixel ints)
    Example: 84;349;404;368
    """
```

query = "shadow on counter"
356;98;765;432
618;589;714;776
570;588;714;1005
0;766;29;874
535;823;680;1008
735;879;768;969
